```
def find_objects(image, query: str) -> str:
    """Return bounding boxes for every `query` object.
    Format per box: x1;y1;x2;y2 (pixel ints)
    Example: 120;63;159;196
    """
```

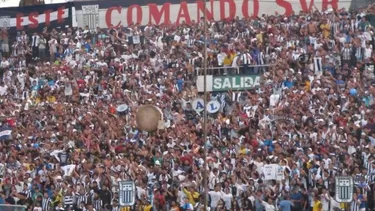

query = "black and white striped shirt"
42;197;52;211
342;47;352;61
369;164;375;183
22;189;32;199
63;195;74;207
112;206;120;211
186;38;195;47
241;52;252;65
313;57;323;72
231;91;242;102
355;47;363;61
93;199;103;211
350;200;360;211
331;22;339;34
75;193;89;206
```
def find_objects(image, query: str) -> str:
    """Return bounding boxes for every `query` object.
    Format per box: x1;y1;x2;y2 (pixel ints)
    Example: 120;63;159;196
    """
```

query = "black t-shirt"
118;31;123;39
184;109;195;120
316;182;325;193
304;117;315;127
104;56;112;66
96;69;104;78
172;101;180;111
58;151;69;164
0;68;5;80
25;52;33;65
121;81;129;90
195;129;203;138
99;142;109;152
302;193;309;208
221;126;229;137
165;189;177;202
109;29;116;36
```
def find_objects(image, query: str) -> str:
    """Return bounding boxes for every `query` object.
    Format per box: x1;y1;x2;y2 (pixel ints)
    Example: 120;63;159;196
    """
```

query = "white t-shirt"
178;190;187;207
314;42;323;50
208;191;221;208
232;56;239;67
221;192;233;210
321;193;330;211
329;197;340;211
217;53;226;66
0;60;9;68
136;186;146;200
338;36;346;45
364;47;372;59
0;85;8;96
262;201;277;211
322;158;332;169
64;83;73;96
254;161;264;174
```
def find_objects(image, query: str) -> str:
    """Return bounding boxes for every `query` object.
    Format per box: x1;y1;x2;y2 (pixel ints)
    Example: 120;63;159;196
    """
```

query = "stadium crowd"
0;3;375;211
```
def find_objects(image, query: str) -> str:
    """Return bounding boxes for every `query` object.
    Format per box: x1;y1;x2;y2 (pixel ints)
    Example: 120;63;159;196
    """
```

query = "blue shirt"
284;80;294;88
176;79;184;92
38;79;46;87
64;48;74;56
363;96;373;107
32;85;40;91
358;194;366;208
55;52;64;59
46;188;53;199
48;80;55;87
290;192;303;207
84;43;91;52
182;202;193;209
346;35;351;43
255;199;265;211
279;200;293;211
336;79;345;85
325;66;335;76
263;139;274;152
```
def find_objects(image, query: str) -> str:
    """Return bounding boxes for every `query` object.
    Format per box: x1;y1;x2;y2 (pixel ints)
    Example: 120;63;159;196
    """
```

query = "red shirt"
76;79;86;89
6;118;16;127
250;139;259;149
154;193;166;206
336;117;348;126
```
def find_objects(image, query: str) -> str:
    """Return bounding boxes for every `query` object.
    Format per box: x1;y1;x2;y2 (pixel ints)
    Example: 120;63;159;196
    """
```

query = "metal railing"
196;66;240;75
196;64;274;76
0;204;27;211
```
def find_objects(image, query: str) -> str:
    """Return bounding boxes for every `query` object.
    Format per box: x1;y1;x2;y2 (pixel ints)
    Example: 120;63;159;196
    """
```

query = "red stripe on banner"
16;6;66;30
100;0;340;27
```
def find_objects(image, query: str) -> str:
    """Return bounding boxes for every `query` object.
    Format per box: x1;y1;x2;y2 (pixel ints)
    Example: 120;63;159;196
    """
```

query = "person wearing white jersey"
321;188;330;211
261;197;277;211
364;43;372;60
208;184;222;210
221;187;233;210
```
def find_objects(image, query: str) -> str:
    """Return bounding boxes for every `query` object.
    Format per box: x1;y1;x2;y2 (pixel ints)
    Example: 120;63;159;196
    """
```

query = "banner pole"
202;0;209;210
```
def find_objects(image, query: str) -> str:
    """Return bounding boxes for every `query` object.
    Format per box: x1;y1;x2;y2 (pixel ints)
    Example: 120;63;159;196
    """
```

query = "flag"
0;126;12;141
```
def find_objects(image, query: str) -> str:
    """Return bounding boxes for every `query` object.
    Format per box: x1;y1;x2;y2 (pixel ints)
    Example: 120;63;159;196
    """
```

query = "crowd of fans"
0;3;374;211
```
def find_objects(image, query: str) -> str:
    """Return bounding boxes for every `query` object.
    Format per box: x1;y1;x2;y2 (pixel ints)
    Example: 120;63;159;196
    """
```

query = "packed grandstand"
0;1;374;211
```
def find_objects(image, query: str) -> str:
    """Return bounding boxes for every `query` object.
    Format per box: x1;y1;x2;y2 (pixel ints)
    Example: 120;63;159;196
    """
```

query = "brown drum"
136;105;163;132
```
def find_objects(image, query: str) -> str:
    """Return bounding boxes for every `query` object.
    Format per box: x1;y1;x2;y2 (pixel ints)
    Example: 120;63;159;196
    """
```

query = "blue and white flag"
0;127;12;141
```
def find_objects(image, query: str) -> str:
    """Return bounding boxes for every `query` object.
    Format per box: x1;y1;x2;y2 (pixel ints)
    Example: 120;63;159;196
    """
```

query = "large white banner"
263;164;285;181
73;0;352;28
